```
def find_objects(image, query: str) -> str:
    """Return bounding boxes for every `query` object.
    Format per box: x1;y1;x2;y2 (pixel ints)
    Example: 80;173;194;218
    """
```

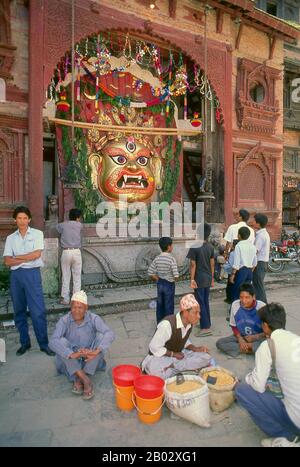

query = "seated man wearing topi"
142;294;215;380
49;290;115;400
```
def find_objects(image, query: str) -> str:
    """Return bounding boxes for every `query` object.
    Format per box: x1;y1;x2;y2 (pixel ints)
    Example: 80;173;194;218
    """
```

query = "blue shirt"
3;227;44;270
230;299;265;336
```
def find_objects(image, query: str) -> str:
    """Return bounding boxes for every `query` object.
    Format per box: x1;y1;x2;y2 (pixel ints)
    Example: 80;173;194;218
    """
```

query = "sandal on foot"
72;383;83;395
194;329;213;337
82;388;94;400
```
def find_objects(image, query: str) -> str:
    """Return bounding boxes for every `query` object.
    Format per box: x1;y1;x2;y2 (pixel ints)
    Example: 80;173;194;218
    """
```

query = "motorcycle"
268;230;300;272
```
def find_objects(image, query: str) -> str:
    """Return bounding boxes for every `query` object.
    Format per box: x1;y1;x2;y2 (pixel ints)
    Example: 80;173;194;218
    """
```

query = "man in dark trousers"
3;206;54;356
187;223;215;337
230;227;257;302
253;213;270;303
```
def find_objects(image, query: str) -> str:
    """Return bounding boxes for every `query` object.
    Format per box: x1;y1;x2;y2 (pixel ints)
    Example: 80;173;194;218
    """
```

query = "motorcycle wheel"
267;254;285;272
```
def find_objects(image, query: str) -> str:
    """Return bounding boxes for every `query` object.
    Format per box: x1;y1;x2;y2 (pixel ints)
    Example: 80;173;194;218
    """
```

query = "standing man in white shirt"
141;294;214;379
230;227;257;301
224;209;255;255
235;303;300;448
3;206;54;356
253;214;270;304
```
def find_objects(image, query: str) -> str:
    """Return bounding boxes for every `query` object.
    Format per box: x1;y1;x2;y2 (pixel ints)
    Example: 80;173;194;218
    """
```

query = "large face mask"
89;136;160;203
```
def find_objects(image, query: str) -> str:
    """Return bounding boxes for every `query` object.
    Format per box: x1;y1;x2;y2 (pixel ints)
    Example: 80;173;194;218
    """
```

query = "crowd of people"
2;206;300;447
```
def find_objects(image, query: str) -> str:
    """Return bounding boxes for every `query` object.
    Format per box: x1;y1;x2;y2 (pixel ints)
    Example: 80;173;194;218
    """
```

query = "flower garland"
48;32;222;117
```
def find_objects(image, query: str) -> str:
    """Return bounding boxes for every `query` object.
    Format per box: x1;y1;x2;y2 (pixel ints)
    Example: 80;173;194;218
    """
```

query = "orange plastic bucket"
112;365;141;387
134;375;165;399
134;392;164;424
114;384;135;411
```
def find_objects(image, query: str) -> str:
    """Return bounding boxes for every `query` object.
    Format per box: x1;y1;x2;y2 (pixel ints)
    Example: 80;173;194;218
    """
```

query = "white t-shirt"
246;329;300;429
233;240;257;270
224;221;255;244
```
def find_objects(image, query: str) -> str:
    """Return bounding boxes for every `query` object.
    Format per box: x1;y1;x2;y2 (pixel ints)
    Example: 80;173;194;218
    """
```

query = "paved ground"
1;263;300;319
0;281;299;447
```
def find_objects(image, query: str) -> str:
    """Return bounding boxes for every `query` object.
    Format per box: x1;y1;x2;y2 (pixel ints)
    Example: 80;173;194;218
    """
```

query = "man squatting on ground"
49;291;115;400
235;303;300;448
142;294;215;380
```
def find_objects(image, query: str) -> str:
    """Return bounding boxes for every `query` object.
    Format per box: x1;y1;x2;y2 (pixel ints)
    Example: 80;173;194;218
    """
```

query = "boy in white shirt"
224;209;255;255
230;227;257;302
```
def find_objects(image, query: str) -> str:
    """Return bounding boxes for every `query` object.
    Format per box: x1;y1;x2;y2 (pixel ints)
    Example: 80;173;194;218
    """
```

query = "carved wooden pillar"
28;0;44;229
224;45;233;225
0;0;16;82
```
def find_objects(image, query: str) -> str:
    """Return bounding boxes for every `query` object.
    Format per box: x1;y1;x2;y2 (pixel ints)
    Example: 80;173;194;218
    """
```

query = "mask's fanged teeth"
124;175;128;183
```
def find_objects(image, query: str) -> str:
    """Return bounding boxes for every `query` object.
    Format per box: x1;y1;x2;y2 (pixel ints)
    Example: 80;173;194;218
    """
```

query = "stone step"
1;271;300;322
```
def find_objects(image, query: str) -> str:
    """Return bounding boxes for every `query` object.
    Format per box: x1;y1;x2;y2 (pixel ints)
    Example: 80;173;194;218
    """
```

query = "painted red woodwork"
6;85;28;103
0;114;27;130
203;0;299;43
224;46;234;225
0;129;26;236
0;0;16;81
28;0;44;229
232;136;282;235
27;0;290;237
0;44;16;80
43;1;227;126
0;129;25;203
236;58;281;135
42;0;231;223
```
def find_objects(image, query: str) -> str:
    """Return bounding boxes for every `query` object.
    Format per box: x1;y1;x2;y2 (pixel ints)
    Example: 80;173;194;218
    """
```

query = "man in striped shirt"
148;237;179;323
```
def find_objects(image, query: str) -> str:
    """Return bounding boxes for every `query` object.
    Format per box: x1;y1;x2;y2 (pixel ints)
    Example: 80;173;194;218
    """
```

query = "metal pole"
71;0;75;150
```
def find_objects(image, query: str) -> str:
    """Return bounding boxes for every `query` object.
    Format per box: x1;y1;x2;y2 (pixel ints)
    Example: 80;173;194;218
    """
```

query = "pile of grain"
203;370;234;386
166;380;203;394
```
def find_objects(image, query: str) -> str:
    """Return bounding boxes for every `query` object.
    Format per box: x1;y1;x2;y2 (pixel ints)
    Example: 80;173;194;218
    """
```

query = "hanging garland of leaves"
60;123;181;221
60;125;103;223
160;137;182;204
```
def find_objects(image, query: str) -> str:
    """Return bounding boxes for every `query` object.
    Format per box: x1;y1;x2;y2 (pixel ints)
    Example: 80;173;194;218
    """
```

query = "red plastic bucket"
112;365;141;387
134;375;165;399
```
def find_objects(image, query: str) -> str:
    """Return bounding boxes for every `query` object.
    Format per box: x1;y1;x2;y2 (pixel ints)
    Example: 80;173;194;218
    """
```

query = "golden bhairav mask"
88;134;162;203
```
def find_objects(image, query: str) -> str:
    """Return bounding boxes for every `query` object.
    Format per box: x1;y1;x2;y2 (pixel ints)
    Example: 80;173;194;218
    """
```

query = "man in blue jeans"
148;237;179;323
3;206;54;356
235;303;300;447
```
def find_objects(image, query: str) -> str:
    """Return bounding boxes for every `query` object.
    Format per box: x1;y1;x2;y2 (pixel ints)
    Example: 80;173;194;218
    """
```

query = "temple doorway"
45;30;225;227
